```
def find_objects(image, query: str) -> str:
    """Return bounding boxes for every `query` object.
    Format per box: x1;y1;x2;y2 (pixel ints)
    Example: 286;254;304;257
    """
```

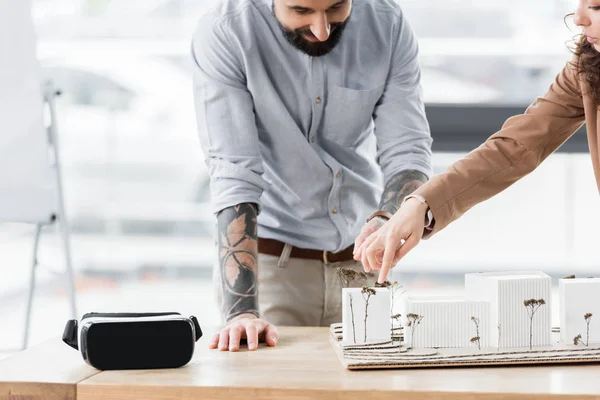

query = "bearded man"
191;0;433;351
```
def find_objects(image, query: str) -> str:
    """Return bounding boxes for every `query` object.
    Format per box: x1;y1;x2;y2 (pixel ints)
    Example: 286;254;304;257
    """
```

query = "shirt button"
332;208;338;214
316;96;321;104
310;136;315;143
335;172;341;179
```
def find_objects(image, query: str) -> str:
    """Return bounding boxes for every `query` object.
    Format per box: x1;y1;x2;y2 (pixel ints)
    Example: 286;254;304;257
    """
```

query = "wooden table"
0;338;98;400
3;327;600;400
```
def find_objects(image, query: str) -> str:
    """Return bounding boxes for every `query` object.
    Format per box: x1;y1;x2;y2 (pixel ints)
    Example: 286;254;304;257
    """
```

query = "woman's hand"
353;198;429;283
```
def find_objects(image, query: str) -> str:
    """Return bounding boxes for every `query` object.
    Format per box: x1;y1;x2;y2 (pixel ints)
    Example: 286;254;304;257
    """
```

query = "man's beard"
273;5;350;57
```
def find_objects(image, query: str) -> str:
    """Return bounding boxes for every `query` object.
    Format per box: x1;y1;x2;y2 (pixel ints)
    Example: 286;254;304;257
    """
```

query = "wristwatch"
403;194;434;228
366;210;393;223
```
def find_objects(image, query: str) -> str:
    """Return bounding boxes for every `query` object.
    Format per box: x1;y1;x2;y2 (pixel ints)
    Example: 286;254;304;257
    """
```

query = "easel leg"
58;215;77;320
22;223;42;350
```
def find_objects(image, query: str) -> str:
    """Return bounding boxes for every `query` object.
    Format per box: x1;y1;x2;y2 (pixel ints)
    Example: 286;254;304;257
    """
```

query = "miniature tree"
524;298;546;350
376;280;406;339
470;316;481;350
337;267;368;287
497;323;501;350
406;313;424;348
585;313;593;347
349;294;357;343
361;287;377;342
391;313;402;346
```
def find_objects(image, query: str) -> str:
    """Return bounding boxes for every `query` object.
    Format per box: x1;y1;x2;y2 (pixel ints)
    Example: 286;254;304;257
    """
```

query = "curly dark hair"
571;35;600;105
565;10;600;106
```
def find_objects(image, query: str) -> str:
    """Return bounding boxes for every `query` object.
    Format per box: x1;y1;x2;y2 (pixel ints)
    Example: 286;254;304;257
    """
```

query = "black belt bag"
62;312;203;370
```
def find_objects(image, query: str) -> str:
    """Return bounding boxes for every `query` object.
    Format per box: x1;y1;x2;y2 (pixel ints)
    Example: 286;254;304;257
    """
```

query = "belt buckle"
322;250;329;265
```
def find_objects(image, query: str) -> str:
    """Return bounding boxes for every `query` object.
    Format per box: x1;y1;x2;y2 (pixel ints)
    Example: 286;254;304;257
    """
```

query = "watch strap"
366;210;393;223
403;194;434;229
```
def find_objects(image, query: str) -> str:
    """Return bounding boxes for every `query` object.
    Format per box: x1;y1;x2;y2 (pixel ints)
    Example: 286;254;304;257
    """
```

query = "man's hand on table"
209;313;279;352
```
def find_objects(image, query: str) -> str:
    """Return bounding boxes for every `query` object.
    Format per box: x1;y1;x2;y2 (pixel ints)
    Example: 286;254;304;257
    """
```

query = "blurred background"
2;0;598;353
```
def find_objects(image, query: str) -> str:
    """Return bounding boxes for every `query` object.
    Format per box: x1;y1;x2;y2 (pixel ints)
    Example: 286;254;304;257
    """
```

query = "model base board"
329;323;600;370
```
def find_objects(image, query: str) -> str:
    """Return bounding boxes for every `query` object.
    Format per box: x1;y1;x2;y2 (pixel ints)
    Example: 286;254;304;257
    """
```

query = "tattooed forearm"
217;203;259;322
379;170;428;214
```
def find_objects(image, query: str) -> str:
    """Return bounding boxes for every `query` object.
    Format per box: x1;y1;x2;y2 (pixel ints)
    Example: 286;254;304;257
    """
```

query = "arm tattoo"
379;170;428;214
217;203;259;322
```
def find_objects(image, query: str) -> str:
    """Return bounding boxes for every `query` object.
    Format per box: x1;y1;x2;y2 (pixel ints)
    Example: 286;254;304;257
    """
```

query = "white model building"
559;277;600;345
342;287;391;345
465;271;552;348
402;295;490;348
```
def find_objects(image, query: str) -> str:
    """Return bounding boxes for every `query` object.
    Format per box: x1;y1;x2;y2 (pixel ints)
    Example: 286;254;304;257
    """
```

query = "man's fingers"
361;240;372;273
354;219;386;258
353;239;368;261
354;226;375;255
354;233;368;254
228;325;243;352
208;333;219;349
245;323;259;351
360;233;379;272
209;318;278;352
264;324;279;347
218;328;230;351
366;239;383;272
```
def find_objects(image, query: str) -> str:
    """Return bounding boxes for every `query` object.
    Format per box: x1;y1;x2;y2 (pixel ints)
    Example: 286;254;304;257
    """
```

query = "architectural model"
333;271;600;370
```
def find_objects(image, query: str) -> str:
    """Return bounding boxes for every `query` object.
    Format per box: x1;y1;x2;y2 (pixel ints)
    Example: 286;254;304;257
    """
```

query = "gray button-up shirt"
192;0;432;253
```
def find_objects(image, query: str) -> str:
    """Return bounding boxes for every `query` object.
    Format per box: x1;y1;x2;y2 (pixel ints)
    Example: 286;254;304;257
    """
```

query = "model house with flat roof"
342;287;391;345
465;271;552;348
559;277;600;346
402;295;490;348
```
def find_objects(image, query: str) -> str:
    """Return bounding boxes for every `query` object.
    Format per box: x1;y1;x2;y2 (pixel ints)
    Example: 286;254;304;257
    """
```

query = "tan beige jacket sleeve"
416;60;586;239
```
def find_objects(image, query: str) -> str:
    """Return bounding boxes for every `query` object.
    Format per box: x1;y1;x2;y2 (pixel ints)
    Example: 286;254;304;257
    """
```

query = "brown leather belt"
258;237;354;264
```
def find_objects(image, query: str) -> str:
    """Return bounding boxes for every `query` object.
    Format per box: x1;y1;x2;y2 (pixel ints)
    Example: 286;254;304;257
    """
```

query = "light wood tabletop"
4;327;600;400
76;327;600;400
0;338;98;400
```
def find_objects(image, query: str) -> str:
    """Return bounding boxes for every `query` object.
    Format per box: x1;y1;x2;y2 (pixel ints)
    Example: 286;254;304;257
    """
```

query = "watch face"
86;320;194;370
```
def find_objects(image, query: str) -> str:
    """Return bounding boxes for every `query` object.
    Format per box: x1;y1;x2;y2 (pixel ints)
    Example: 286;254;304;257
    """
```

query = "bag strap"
62;316;202;348
62;319;78;350
190;315;203;341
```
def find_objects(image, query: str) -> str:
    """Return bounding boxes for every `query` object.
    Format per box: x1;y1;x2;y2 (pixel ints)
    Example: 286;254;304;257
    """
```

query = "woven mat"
329;323;600;370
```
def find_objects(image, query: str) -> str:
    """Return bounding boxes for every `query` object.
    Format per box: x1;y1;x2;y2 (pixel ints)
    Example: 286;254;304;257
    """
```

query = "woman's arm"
418;60;586;237
356;60;586;282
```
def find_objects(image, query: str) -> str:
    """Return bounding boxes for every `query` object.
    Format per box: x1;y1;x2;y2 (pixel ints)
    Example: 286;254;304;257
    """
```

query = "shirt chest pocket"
320;84;384;146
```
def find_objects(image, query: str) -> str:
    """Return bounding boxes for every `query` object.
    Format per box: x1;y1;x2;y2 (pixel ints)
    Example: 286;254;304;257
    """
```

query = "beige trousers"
213;244;375;327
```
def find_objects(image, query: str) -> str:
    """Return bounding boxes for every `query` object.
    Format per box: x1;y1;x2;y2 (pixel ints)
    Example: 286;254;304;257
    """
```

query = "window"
0;0;587;350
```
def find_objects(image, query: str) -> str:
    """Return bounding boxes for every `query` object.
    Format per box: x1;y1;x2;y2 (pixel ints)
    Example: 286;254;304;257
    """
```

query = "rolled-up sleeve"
191;15;268;215
373;11;433;183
